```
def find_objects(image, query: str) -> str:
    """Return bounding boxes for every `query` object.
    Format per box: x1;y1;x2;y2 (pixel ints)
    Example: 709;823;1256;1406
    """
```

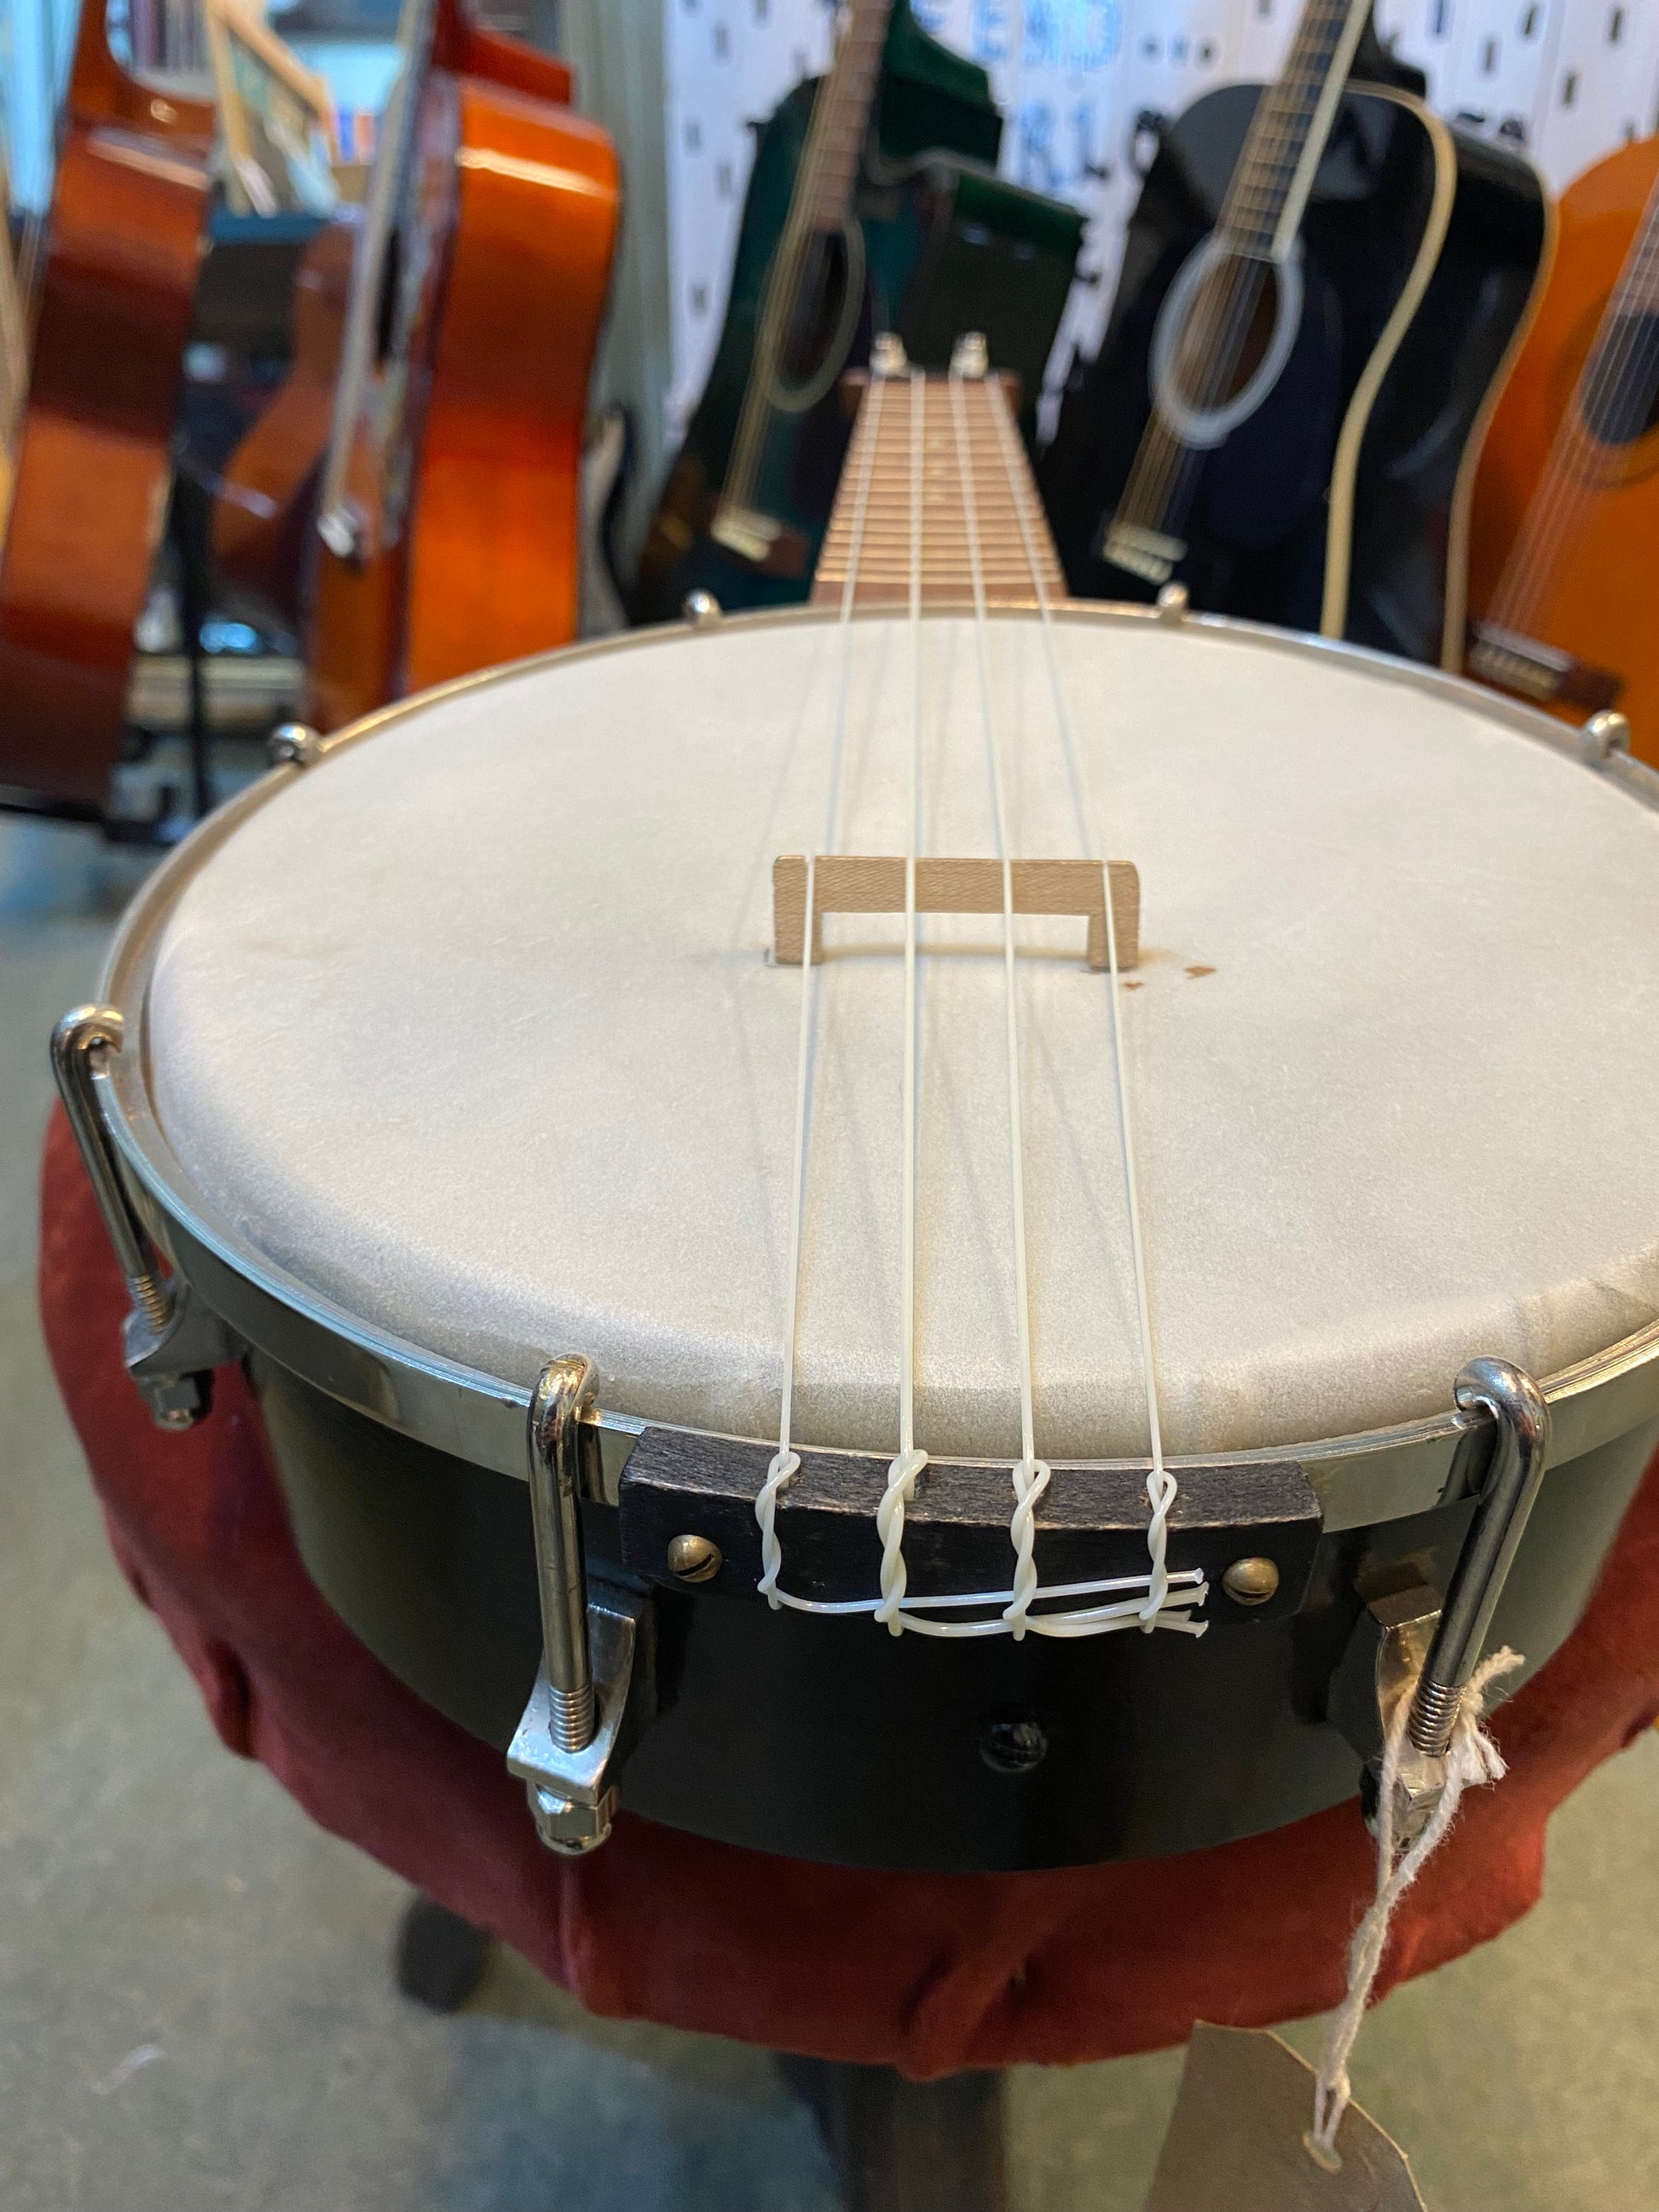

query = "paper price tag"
1142;2024;1426;2212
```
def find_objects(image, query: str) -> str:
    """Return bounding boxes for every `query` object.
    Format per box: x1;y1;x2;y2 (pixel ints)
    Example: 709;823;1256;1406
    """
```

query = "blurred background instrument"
304;0;618;729
631;0;1084;623
1037;0;1550;667
1465;134;1659;760
0;0;214;814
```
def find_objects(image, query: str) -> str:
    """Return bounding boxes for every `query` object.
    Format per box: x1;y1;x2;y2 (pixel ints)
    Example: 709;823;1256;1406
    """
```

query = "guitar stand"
391;1892;1009;2209
167;462;217;824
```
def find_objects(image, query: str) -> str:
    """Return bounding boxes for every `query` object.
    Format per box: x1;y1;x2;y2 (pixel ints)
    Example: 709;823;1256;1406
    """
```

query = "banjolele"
0;0;214;814
1465;135;1659;764
1038;0;1552;669
304;0;619;732
632;0;1083;625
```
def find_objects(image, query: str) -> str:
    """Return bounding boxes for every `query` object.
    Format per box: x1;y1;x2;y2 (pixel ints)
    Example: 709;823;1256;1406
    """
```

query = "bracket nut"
667;1533;723;1584
682;590;722;632
1222;1556;1280;1607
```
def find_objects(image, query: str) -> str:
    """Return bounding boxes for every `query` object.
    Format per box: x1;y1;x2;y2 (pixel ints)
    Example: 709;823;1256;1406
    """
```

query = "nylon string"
983;373;1178;1624
758;361;1204;1640
756;366;888;1603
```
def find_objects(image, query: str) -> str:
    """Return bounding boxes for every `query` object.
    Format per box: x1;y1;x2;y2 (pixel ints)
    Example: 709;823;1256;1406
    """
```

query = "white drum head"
145;612;1659;1459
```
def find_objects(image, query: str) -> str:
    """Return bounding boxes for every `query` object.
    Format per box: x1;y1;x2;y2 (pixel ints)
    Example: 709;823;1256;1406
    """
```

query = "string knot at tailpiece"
1309;1645;1524;2162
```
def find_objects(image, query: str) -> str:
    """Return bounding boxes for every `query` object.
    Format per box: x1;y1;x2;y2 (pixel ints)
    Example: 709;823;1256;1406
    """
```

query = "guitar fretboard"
812;373;1067;611
1219;0;1371;258
800;0;893;231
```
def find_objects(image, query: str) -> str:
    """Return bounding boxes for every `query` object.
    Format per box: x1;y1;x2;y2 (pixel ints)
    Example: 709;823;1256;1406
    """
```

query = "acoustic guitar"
631;0;1084;626
0;0;215;814
305;0;619;731
1465;136;1659;763
1037;0;1552;669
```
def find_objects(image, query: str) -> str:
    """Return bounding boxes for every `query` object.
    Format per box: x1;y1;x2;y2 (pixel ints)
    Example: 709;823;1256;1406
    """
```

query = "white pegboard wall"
663;0;1659;436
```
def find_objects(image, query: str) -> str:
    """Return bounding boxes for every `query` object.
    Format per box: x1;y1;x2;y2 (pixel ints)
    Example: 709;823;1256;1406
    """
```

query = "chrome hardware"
508;1579;650;1857
1156;580;1190;622
50;1008;235;1429
950;330;989;379
870;331;908;378
682;590;722;632
1408;1358;1550;1756
269;722;323;769
510;1357;656;1855
1221;1556;1280;1607
1581;708;1631;763
667;1533;722;1583
317;500;367;564
527;1357;599;1752
1327;1584;1449;1845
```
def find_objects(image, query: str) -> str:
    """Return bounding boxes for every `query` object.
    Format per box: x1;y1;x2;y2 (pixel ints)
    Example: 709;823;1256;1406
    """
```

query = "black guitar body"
1038;84;1549;665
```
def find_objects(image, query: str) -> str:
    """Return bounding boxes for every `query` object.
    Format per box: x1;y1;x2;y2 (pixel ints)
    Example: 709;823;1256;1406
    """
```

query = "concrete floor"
3;802;1656;2212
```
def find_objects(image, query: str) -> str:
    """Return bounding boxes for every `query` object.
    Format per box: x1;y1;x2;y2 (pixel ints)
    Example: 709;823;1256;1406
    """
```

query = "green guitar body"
633;2;1083;624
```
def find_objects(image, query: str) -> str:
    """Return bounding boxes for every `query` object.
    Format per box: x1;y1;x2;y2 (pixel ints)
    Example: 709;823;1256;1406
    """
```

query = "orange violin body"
1466;136;1659;763
306;8;619;731
0;3;214;810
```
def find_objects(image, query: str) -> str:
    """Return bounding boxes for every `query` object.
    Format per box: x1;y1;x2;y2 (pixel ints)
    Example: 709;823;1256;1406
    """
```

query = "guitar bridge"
709;502;812;580
1467;623;1622;714
1101;519;1186;587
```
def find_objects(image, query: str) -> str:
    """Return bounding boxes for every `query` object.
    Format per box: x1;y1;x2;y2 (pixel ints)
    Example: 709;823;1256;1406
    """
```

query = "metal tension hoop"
507;1354;650;1857
51;1007;235;1429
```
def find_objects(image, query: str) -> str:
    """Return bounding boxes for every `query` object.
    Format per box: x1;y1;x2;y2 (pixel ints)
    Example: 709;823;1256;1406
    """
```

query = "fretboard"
812;373;1067;611
1218;0;1372;258
800;0;893;231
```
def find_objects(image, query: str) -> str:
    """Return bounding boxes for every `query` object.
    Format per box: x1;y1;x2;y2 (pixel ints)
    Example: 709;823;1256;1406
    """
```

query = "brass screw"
1222;1556;1280;1607
667;1533;723;1584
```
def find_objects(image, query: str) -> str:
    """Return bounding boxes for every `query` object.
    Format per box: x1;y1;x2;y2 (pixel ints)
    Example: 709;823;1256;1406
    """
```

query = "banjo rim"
91;598;1659;1532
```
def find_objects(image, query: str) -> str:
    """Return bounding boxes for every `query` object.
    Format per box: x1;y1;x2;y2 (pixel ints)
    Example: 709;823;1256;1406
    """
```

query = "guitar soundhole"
1168;255;1278;415
1581;312;1659;448
777;228;854;400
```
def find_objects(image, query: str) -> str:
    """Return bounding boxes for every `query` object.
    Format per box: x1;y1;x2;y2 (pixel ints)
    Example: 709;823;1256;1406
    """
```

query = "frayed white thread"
875;1447;929;1631
755;1448;801;1608
1308;1646;1523;2163
1003;1458;1053;1636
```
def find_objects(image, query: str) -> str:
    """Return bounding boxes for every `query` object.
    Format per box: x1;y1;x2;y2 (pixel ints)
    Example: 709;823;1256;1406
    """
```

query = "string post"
870;330;907;377
950;330;989;378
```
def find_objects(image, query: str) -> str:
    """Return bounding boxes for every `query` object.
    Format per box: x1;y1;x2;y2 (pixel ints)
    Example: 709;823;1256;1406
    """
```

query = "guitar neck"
812;371;1066;611
797;0;894;234
1218;0;1373;259
317;0;438;544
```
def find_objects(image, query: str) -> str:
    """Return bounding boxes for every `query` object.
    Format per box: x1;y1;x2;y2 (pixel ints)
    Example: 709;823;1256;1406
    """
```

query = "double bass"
303;0;620;730
0;0;214;814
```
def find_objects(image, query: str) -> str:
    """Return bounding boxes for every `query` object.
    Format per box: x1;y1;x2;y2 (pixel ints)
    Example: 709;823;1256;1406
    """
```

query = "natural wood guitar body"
1466;136;1659;763
306;9;618;731
0;2;214;810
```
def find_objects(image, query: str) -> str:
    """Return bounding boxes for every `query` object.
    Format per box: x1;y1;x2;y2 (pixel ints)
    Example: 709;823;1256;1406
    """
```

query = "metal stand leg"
393;1893;491;2014
778;2058;1009;2212
168;468;216;820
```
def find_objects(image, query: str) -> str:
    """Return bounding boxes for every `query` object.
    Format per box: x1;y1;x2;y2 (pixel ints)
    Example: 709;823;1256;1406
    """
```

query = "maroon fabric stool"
38;1106;1659;2078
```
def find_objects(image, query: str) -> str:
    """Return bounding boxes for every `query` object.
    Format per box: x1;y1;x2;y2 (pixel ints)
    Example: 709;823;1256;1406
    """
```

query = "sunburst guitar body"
1465;135;1659;762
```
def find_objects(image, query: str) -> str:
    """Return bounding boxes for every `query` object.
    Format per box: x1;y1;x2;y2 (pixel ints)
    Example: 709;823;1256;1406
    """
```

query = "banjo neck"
811;366;1066;612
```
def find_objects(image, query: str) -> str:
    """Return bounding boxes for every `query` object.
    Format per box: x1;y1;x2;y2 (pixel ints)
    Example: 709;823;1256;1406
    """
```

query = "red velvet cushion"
38;1106;1659;2076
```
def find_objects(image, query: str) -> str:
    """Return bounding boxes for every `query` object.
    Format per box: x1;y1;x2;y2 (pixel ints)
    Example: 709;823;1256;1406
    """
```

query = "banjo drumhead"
145;613;1659;1462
